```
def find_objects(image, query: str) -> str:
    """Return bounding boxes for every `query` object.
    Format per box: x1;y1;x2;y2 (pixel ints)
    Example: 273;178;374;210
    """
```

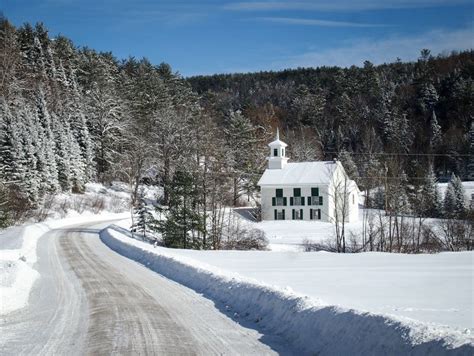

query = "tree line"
0;18;472;251
0;19;267;251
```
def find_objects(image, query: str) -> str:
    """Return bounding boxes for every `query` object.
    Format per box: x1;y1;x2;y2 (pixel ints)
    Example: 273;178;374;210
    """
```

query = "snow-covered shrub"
302;238;337;252
88;195;105;214
71;195;87;214
223;224;268;250
436;217;473;251
109;195;129;213
7;185;32;222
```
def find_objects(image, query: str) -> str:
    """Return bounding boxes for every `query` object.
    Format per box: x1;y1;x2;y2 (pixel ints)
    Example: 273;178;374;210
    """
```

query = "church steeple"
267;128;289;169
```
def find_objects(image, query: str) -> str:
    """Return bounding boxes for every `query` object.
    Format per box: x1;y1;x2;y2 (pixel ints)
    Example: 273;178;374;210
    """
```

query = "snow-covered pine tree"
131;193;154;238
444;174;466;218
0;100;26;185
451;175;466;218
65;67;95;182
35;88;60;193
69;130;87;193
420;165;442;217
393;172;411;215
52;113;73;192
338;149;359;181
28;35;47;79
418;82;438;114
429;110;442;149
156;170;204;249
18;106;40;203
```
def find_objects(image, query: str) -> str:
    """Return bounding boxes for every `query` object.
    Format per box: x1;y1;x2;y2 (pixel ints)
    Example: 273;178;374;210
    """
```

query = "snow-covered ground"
251;219;361;251
0;212;129;315
0;181;138;315
151;247;473;329
102;224;474;354
237;180;474;251
113;217;473;329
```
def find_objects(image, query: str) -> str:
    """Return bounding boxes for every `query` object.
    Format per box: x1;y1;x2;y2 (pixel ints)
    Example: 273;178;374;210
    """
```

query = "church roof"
268;139;288;148
268;127;288;148
258;161;338;186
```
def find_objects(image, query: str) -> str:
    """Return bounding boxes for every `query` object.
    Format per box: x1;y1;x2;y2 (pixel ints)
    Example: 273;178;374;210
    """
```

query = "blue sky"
1;0;473;76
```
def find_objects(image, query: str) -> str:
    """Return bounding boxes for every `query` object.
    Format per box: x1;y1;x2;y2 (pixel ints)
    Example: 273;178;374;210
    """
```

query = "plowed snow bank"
101;225;474;355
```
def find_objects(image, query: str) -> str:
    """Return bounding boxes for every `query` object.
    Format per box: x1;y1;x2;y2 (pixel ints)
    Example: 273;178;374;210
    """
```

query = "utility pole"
384;163;389;214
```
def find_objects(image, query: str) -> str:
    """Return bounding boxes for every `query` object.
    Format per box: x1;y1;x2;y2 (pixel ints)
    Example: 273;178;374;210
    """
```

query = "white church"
257;130;359;223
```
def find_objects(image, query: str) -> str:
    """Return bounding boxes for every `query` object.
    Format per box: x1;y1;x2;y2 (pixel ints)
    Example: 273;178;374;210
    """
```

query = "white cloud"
270;26;474;69
224;0;470;11
256;16;388;27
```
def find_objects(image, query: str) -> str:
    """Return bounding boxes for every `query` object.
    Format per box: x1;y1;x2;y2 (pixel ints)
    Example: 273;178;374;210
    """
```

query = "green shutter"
319;196;323;205
274;209;277;220
272;197;276;206
301;197;305;206
292;209;295;220
276;189;283;197
310;209;313;219
290;197;293;206
300;209;303;220
318;209;321;219
282;210;285;220
307;196;311;205
283;197;287;206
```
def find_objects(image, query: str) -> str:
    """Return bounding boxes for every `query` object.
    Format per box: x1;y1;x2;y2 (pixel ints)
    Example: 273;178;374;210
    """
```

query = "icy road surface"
0;221;282;355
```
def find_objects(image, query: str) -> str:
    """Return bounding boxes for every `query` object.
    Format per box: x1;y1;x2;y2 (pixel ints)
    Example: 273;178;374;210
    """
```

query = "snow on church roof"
268;128;288;148
258;161;338;186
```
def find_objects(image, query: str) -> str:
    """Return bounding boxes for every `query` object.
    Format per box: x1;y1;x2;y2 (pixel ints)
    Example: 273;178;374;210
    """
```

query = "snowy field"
150;247;473;329
248;219;361;251
113;217;473;330
102;225;474;354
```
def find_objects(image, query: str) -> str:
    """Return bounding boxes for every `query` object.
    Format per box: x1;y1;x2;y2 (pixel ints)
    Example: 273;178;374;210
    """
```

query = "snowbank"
0;212;129;315
101;225;474;355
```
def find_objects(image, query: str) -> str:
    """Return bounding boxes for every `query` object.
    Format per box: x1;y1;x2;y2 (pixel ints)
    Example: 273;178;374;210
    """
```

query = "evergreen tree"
420;165;442;217
429;110;442;149
156;170;204;249
444;174;466;218
0;100;26;185
53;114;73;191
18;106;40;203
338;149;359;181
131;192;154;238
35;88;60;193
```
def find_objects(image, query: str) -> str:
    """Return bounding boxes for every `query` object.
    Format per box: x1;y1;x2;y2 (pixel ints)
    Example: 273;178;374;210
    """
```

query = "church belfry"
267;128;289;169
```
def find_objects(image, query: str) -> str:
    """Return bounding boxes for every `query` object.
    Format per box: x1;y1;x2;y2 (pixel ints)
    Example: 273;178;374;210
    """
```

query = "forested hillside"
189;51;474;184
0;19;267;239
0;18;472;250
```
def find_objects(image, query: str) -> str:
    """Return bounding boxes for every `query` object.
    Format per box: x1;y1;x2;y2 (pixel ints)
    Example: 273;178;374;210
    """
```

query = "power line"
323;151;472;158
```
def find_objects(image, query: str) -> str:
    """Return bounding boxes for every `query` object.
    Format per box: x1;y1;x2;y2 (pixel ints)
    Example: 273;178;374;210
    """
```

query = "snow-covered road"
0;221;283;355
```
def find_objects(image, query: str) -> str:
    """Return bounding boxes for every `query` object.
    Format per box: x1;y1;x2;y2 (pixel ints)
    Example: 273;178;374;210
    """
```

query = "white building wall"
261;185;332;222
328;164;359;223
260;163;359;223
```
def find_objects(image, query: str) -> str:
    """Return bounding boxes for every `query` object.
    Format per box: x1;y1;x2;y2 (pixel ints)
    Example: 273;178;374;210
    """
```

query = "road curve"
1;221;282;355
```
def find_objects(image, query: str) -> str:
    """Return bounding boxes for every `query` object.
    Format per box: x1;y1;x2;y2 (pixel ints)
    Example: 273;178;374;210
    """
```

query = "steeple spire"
276;127;280;140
